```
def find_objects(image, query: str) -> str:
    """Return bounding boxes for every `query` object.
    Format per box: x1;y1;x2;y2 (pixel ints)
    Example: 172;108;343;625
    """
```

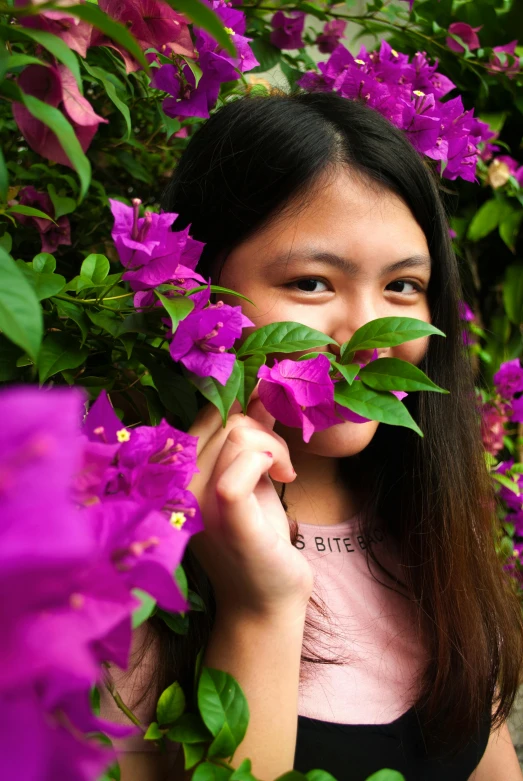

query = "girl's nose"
329;301;383;355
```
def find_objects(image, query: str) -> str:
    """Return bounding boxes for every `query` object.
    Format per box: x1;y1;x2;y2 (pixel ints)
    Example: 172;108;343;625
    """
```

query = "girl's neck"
273;451;361;527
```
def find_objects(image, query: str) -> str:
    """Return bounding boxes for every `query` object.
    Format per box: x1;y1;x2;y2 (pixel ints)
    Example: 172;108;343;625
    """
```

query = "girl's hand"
188;395;314;619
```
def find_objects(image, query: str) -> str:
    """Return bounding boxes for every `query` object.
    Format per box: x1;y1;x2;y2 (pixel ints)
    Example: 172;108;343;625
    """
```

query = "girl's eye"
386;279;422;295
288;278;329;293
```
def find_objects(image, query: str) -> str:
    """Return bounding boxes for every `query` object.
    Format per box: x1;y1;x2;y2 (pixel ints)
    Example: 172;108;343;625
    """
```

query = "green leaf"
131;588;156;629
192;761;233;781
19;92;91;201
175;564;188;600
182;55;203;88
499;209;523;252
156;291;194;335
33;253;56;273
7;27;82;88
66;5;149;71
358;358;448;393
249;37;281;73
164;0;235;55
6;204;55;222
208;721;235;759
88;310;122;337
38;332;88;383
503;265;523;325
237;322;335;358
0;146;9;201
0;247;42;361
81;254;110;285
189;360;242;426
0;334;23;381
156;681;186;727
90;685;101;716
15;261;66;301
137;352;198;429
364;771;406;781
55;298;89;345
197;668;249;753
182;742;207;770
167;712;213;744
341;317;444;359
0;231;12;253
334;381;423;437
332;361;359;385
274;773;308;781
492;472;520;494
47;184;76;219
306;771;339;781
230;759;256;781
4;53;46;72
467;199;504;241
144;721;163;740
182;284;255;307
236;354;265;414
157;608;189;635
81;60;132;140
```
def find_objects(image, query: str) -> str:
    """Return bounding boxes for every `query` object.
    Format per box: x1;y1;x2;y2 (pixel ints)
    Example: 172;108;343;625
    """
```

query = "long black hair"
158;91;523;756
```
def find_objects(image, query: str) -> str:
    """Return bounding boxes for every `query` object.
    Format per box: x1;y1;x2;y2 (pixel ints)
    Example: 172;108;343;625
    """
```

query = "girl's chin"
274;419;380;458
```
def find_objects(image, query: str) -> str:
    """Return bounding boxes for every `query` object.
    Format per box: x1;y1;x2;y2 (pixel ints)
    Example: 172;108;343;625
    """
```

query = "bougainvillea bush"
1;0;523;778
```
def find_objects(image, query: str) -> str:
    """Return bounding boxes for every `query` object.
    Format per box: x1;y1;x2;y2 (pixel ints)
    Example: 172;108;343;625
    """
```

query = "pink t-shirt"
100;516;427;753
297;516;426;725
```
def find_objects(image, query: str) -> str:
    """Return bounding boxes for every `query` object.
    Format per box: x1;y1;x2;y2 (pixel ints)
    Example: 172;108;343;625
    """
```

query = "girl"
103;92;523;780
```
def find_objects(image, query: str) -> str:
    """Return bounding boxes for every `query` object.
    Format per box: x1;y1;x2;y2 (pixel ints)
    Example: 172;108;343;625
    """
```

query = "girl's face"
218;168;432;458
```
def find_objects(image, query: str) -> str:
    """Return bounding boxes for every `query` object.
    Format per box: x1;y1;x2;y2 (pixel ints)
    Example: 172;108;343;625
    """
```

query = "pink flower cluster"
298;39;495;182
480;359;523;456
153;0;258;120
13;0;258;163
0;387;201;779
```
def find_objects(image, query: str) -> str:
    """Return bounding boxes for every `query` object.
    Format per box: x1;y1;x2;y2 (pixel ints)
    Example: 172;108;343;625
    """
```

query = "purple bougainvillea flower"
488;41;520;78
196;0;259;73
110;199;204;290
170;299;254;384
257;355;344;443
446;22;482;54
494;359;523;400
89;500;189;613
16;0;93;58
11;185;71;253
93;0;195;73
13;64;107;167
270;11;306;50
156;49;239;120
495;461;523;512
458;301;475;322
316;20;346;54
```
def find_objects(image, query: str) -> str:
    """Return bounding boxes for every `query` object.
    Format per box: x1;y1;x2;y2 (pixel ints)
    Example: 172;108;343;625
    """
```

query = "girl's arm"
469;722;522;780
201;605;307;778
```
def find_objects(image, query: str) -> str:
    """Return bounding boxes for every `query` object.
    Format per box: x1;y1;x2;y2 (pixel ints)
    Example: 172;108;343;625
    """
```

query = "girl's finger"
214;449;276;541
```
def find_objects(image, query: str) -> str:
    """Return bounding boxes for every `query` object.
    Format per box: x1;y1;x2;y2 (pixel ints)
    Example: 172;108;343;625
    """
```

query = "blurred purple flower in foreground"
0;386;203;778
494;359;523;401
